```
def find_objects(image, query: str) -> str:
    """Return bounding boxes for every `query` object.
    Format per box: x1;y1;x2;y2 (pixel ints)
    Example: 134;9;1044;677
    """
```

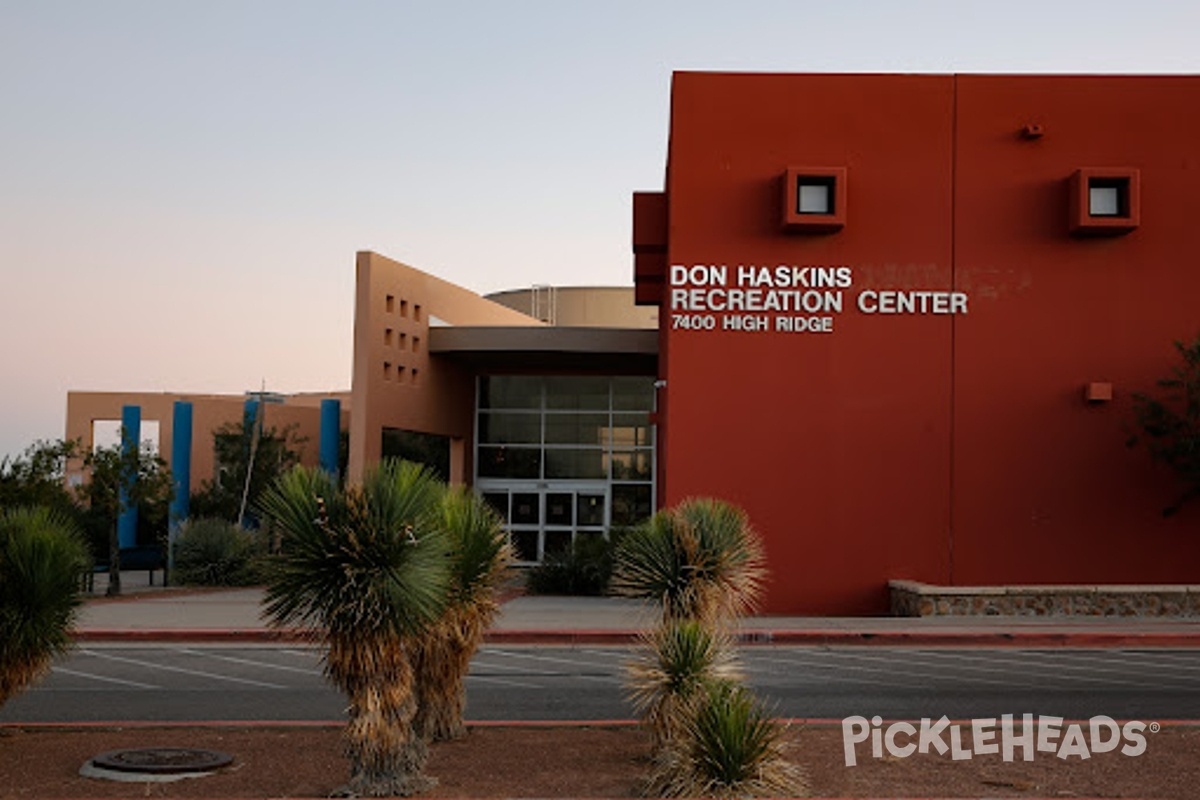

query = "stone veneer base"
889;580;1200;617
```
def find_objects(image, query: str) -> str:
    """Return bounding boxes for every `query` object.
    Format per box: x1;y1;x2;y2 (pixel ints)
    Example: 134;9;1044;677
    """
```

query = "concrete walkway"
74;573;1200;647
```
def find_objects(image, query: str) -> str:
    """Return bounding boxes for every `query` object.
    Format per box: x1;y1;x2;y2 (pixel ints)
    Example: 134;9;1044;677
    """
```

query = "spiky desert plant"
613;498;766;626
258;462;450;797
0;507;90;708
648;680;808;799
409;487;514;742
626;620;742;748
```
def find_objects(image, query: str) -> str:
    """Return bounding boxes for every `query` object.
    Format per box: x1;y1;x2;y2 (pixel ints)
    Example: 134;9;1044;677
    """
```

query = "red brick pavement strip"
71;627;1200;647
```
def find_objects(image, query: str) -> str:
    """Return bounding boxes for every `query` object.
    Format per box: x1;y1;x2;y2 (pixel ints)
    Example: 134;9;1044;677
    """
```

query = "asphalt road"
2;644;1199;724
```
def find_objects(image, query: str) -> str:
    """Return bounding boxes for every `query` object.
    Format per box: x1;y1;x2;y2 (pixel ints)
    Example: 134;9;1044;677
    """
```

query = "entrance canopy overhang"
429;325;658;373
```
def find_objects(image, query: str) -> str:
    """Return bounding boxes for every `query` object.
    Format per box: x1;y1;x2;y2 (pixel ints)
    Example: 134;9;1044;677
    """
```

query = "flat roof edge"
429;326;658;356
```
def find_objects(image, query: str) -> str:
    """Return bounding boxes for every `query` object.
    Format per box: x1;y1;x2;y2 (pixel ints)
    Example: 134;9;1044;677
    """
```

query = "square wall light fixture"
1070;168;1139;236
782;167;846;233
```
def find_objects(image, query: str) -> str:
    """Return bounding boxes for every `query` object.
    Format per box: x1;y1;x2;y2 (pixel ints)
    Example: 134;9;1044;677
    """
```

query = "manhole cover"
90;748;233;775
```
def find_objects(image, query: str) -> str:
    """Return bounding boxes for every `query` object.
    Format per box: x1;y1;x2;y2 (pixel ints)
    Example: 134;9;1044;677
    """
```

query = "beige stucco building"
67;251;658;563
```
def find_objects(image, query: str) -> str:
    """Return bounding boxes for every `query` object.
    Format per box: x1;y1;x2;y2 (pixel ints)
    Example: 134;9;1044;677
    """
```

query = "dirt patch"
1;723;1197;798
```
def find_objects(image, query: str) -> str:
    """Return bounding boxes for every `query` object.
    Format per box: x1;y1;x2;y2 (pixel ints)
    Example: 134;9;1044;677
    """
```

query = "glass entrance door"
480;485;609;563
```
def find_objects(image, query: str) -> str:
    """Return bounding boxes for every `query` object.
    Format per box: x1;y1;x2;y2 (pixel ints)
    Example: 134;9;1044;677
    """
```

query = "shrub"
625;620;742;748
648;681;807;798
613;498;766;625
1130;334;1200;516
0;507;91;707
525;532;620;596
173;517;263;586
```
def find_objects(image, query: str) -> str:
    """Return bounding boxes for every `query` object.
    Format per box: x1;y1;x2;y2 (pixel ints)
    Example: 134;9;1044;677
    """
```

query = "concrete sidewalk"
74;574;1200;647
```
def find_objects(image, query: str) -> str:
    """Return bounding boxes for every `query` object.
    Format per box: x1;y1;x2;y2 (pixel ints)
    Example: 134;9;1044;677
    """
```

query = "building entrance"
478;484;608;563
473;374;656;563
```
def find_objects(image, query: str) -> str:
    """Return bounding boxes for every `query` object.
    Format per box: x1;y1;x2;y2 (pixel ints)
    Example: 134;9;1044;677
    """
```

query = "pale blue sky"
2;0;1199;459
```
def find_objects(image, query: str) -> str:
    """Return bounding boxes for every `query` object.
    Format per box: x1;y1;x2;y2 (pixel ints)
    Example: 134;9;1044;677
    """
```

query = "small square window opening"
385;295;395;313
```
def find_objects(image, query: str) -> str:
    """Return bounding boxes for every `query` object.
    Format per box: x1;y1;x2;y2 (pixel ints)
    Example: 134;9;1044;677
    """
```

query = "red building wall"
641;73;1200;614
951;76;1200;586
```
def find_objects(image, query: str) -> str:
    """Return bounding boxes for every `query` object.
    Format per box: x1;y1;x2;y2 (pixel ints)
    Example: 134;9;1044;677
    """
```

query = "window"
381;428;450;481
474;375;657;563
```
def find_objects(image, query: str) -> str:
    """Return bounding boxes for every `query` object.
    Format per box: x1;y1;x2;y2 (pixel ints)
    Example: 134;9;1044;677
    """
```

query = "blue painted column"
169;401;193;531
320;399;341;477
243;398;261;438
117;404;141;549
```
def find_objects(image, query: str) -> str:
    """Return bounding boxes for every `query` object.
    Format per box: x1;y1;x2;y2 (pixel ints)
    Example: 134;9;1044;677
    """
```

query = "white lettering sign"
667;263;968;334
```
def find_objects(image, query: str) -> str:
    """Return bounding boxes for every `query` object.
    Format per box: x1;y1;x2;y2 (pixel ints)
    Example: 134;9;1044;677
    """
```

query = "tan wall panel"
65;391;347;494
348;251;542;483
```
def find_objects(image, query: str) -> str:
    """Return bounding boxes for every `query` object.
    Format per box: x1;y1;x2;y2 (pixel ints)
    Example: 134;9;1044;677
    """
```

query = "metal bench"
86;545;166;591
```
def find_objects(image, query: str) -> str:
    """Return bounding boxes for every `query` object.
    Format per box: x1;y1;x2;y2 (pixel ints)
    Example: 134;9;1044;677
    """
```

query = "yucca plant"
614;498;766;626
258;462;450;797
648;680;807;799
409;487;514;742
0;507;91;708
626;620;742;748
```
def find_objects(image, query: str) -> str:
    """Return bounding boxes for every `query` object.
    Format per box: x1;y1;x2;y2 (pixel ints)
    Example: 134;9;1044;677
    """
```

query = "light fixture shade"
1089;186;1120;216
798;183;832;214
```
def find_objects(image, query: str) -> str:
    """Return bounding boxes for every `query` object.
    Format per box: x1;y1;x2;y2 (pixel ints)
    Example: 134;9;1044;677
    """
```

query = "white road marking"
79;649;288;689
464;674;542;689
470;660;563;677
50;667;160;689
277;648;322;660
890;649;1178;689
483;649;623;684
746;652;966;688
175;648;322;676
1020;649;1200;679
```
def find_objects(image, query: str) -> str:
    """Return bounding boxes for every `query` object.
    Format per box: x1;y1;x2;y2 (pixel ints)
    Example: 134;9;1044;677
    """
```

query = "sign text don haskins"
668;265;968;333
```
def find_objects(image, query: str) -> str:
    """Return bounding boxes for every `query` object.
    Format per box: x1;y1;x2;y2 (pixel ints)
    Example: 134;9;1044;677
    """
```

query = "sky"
2;0;1199;460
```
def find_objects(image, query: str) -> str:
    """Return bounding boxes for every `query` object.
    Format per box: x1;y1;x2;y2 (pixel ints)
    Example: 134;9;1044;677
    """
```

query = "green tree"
258;462;450;797
0;507;91;708
82;443;173;596
191;421;304;525
409;486;513;742
0;439;82;517
1131;334;1200;517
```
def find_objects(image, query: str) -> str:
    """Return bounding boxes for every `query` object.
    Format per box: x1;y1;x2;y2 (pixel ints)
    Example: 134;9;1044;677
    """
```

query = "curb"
72;627;1200;647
